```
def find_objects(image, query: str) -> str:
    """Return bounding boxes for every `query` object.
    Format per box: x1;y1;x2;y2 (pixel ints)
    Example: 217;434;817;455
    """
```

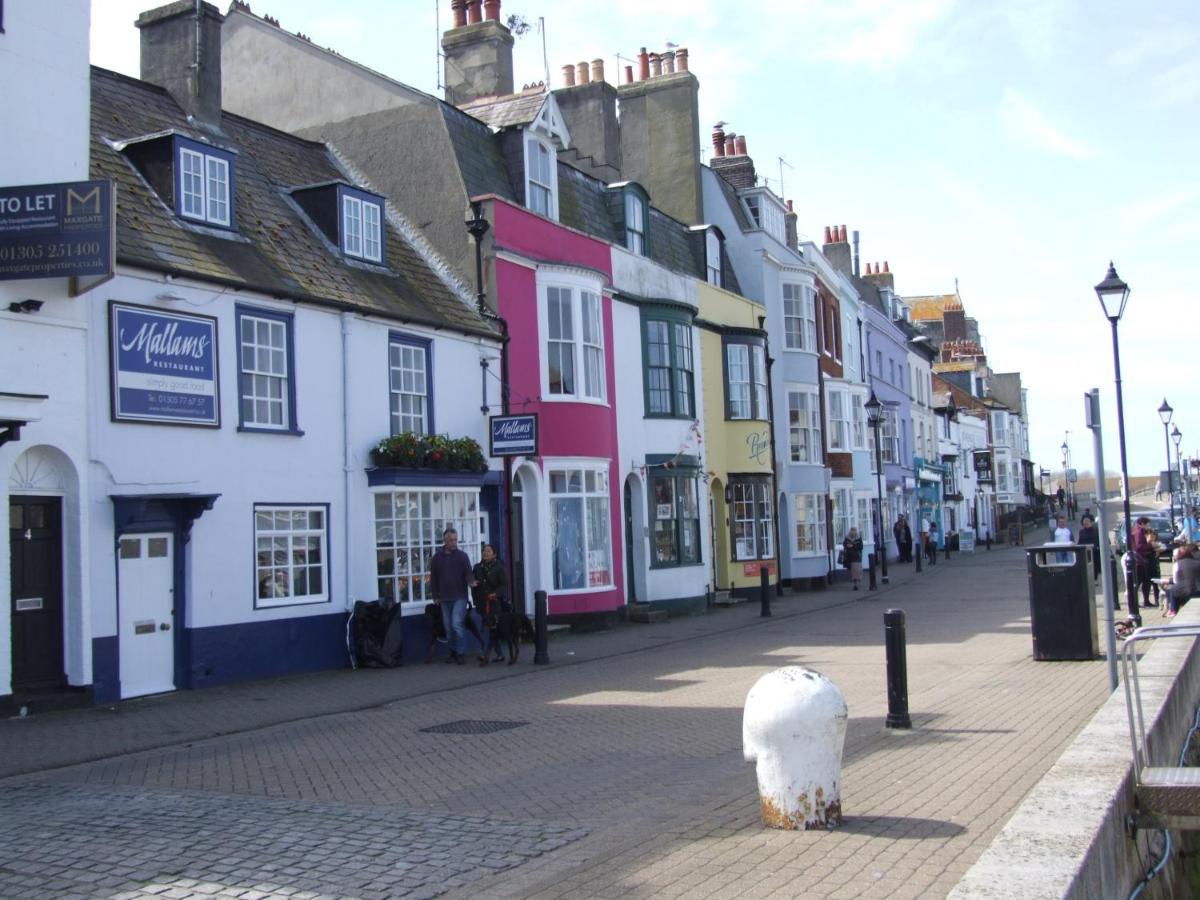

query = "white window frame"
389;337;429;436
793;493;827;555
625;191;646;256
880;410;898;464
525;134;558;220
238;309;291;430
373;488;484;611
851;393;866;450
539;274;607;404
706;230;722;286
342;193;383;263
547;460;613;593
832;486;852;545
178;144;231;227
827;388;850;452
788;388;822;464
254;505;329;608
782;283;817;352
730;477;773;561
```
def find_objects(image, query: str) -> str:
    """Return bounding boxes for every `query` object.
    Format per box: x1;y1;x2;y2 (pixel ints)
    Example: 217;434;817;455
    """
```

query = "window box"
371;432;487;472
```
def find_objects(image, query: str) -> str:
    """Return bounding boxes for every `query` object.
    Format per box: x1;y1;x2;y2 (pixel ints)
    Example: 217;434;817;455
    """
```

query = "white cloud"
1109;26;1199;68
998;88;1094;159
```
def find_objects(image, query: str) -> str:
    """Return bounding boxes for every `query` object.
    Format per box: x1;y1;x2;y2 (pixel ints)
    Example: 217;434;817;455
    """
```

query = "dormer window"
176;137;234;228
706;229;723;286
742;190;786;245
341;187;383;263
525;135;557;219
625;191;647;255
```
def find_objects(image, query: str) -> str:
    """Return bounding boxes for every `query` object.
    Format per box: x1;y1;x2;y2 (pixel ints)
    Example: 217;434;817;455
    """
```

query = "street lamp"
1158;399;1175;529
1172;425;1184;512
1095;262;1137;620
1061;438;1070;513
864;390;889;583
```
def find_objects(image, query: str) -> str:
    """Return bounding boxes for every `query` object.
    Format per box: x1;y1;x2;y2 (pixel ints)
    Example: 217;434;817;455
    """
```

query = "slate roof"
90;66;494;338
459;88;548;131
440;103;516;202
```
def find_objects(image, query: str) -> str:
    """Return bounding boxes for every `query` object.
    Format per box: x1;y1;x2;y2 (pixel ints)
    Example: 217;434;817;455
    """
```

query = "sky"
89;0;1199;482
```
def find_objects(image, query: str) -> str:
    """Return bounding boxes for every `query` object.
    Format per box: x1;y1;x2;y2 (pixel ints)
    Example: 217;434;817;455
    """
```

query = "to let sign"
109;301;220;427
0;180;114;281
490;414;537;457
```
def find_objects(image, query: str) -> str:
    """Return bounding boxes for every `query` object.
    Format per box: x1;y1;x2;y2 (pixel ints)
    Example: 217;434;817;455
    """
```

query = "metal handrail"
1121;624;1200;772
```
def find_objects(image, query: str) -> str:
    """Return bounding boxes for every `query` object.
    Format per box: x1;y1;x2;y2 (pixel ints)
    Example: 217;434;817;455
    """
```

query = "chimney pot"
712;125;726;157
676;48;688;70
624;64;634;84
735;135;747;156
466;0;482;25
823;226;832;243
663;50;675;74
883;261;890;273
483;0;501;21
638;47;650;81
450;0;467;27
839;225;847;242
787;199;793;212
591;58;604;83
650;52;662;77
561;64;576;87
724;135;736;157
576;61;589;84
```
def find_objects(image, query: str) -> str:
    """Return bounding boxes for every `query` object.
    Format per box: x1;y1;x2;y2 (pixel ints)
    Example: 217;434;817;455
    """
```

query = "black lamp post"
1158;399;1175;530
865;390;889;583
1172;425;1184;513
1095;262;1136;619
1060;438;1070;513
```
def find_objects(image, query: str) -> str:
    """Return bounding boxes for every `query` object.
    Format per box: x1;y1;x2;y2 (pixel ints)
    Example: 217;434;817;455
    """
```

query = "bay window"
724;337;768;420
542;279;606;402
788;389;822;463
730;476;773;561
793;494;827;554
782;283;817;351
374;489;483;608
642;309;695;418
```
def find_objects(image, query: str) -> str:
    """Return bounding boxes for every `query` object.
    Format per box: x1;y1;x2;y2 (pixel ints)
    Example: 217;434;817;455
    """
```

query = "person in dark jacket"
893;516;913;563
1078;514;1101;581
842;528;864;591
472;543;508;665
1167;544;1200;618
430;527;475;664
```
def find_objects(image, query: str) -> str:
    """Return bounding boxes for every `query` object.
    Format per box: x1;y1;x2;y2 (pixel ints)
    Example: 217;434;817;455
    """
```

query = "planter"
367;465;491;488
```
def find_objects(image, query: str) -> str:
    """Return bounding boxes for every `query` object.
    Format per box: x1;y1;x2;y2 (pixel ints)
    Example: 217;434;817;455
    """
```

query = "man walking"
430;527;475;664
894;515;913;563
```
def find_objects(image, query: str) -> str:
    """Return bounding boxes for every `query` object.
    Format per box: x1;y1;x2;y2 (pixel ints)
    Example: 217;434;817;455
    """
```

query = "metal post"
944;537;950;561
759;565;771;617
874;434;889;583
1163;420;1176;532
1110;319;1137;621
1086;389;1119;691
533;590;549;665
868;552;877;591
884;608;912;728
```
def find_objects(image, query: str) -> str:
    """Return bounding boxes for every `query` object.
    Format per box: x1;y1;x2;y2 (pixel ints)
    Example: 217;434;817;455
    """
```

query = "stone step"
628;604;669;624
712;591;744;607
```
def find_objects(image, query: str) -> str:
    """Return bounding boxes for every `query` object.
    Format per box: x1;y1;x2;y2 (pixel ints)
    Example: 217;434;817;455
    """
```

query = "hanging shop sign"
0;180;114;282
109;301;220;426
489;413;538;457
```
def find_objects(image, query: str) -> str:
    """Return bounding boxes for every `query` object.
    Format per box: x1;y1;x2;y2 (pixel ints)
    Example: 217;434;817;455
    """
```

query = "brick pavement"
0;544;1117;898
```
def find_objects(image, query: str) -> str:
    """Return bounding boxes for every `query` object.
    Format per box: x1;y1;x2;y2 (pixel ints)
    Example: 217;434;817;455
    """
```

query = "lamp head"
465;201;490;241
1172;425;1182;448
1094;261;1130;321
1158;398;1173;426
864;390;882;426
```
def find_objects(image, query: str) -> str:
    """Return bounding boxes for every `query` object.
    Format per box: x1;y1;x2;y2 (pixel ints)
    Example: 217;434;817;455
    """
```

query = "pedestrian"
842;527;864;591
1052;514;1074;564
1057;486;1066;510
1079;507;1093;525
1176;506;1200;544
429;526;476;664
893;515;912;563
926;520;939;565
472;543;508;666
1166;544;1200;618
1130;516;1156;618
1078;514;1101;581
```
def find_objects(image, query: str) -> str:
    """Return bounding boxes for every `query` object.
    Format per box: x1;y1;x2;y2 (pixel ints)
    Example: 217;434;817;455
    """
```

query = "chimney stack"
712;124;726;157
576;61;589;85
137;1;225;128
822;223;853;276
556;55;621;182
442;0;514;106
785;199;798;251
711;131;755;189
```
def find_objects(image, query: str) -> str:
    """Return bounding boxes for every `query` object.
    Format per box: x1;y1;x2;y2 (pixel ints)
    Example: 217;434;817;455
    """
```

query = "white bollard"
743;666;848;830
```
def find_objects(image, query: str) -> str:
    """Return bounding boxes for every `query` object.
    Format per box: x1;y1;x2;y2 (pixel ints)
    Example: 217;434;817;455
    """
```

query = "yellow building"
697;281;778;596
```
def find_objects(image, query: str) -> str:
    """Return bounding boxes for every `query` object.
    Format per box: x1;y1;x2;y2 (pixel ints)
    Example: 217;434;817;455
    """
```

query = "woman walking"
472;543;508;666
1078;514;1101;582
843;527;864;591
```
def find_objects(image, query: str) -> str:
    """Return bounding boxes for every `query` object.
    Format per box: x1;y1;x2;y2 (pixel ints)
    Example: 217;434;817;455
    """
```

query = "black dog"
422;602;485;663
492;610;536;665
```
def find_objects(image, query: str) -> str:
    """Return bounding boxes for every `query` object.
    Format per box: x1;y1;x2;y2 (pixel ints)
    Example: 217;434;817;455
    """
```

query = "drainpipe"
341;311;355;623
759;315;783;596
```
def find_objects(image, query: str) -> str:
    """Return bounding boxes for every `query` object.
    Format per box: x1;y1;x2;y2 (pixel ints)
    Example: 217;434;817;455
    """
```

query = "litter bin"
1026;544;1098;661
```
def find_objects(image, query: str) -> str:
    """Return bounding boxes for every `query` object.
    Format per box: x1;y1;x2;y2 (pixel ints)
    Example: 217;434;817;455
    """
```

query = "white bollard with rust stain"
743;666;848;830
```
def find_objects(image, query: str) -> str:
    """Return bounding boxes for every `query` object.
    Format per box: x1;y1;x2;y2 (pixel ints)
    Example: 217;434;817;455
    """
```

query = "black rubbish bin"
1026;544;1099;661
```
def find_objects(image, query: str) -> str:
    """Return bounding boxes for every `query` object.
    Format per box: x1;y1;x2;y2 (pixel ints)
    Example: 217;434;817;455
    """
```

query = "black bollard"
986;530;991;551
884;608;912;729
759;566;772;617
944;540;950;561
915;539;922;573
868;552;878;591
534;590;549;665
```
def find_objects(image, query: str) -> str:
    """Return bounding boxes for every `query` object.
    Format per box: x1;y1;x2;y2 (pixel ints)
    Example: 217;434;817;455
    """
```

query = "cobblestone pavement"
0;545;1117;898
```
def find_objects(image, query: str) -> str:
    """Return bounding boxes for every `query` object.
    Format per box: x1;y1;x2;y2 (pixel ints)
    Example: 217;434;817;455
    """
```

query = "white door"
118;533;175;698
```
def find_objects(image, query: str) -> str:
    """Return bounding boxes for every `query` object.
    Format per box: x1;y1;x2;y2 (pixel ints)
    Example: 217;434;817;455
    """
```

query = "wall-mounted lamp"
7;299;43;314
724;484;733;505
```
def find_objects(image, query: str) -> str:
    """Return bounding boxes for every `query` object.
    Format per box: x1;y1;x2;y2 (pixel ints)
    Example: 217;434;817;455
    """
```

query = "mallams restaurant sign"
0;180;114;281
109;301;220;426
489;414;538;457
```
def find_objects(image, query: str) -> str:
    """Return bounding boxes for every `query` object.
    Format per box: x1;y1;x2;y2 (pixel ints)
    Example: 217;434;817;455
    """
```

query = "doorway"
9;496;64;691
117;532;176;698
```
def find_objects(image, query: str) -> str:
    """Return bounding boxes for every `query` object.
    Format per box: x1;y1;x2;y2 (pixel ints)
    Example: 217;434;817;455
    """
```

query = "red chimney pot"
823;226;832;243
483;0;500;21
883;261;890;273
638;47;650;81
466;0;482;25
624;64;634;84
735;135;747;156
712;125;726;157
724;135;736;157
676;48;689;71
450;0;467;27
787;200;793;212
839;225;847;242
